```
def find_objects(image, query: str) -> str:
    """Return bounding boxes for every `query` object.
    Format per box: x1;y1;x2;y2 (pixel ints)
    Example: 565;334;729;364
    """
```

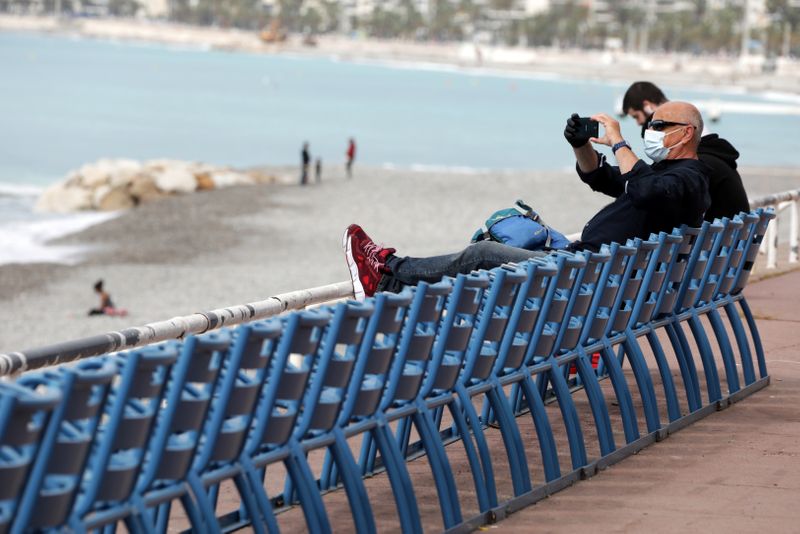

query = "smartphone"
576;117;599;138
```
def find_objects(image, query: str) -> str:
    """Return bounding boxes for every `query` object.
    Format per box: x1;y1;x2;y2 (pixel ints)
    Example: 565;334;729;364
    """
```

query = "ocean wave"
340;56;565;83
0;211;120;266
0;182;43;197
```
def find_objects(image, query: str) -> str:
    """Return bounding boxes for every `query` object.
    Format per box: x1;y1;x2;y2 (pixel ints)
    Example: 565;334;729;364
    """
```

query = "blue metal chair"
313;290;419;533
185;319;284;533
234;306;350;534
357;280;462;530
132;331;233;533
0;378;62;534
485;258;563;484
396;271;499;515
448;263;537;504
11;358;117;533
726;209;776;380
69;342;180;532
512;252;589;471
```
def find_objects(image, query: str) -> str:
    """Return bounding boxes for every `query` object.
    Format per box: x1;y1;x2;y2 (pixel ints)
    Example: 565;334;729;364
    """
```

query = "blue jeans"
381;241;546;290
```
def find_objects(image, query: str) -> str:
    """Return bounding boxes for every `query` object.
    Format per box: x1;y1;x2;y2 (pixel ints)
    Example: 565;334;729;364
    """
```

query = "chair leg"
645;330;682;422
598;344;640;444
574;350;616;455
329;429;377;534
372;423;424;534
519;374;560;481
706;309;741;394
484;384;533;495
409;409;463;527
285;446;332;534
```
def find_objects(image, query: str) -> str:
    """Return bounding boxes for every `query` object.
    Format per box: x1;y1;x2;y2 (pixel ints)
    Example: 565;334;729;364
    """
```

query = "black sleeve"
576;151;626;198
624;160;693;209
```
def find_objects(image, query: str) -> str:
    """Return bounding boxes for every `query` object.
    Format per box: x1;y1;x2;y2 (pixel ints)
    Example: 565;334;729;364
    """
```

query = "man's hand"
589;113;624;147
563;113;590;148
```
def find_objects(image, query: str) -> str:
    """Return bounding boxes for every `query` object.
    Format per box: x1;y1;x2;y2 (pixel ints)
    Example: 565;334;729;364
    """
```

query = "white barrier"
750;189;800;269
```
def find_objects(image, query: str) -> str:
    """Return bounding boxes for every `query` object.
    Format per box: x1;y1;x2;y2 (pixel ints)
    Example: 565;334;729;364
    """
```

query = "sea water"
1;31;799;262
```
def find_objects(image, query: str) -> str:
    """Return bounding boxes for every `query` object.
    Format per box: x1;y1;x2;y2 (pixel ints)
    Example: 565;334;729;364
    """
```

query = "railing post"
790;199;798;264
766;208;778;269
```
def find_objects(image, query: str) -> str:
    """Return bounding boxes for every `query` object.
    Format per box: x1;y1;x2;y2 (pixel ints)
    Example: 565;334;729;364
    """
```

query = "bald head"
653;101;704;149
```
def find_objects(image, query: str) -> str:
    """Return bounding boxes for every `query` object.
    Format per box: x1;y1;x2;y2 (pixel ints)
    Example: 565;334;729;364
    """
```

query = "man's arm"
574;143;599;173
590;113;639;174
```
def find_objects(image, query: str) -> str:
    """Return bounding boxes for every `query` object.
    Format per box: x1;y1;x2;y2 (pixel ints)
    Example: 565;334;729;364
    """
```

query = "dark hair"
622;81;668;114
94;279;104;292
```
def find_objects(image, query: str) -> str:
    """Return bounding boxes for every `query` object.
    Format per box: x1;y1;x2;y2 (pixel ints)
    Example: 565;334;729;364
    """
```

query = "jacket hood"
698;134;739;170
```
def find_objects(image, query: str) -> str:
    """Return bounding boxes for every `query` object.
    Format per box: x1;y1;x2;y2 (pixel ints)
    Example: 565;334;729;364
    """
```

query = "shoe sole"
342;228;365;301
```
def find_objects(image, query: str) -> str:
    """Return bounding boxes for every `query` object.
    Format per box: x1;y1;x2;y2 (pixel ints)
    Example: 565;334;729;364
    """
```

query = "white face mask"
643;128;683;162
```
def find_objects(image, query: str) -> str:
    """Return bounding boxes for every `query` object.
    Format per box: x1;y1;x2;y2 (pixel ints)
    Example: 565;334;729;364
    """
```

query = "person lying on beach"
342;102;710;300
88;279;128;317
621;81;749;222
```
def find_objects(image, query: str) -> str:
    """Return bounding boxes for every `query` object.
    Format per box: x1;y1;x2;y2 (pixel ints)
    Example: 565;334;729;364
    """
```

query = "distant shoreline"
2;14;799;96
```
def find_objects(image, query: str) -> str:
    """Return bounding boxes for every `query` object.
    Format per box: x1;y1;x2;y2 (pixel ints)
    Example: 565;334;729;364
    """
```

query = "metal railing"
2;193;796;376
0;281;354;377
750;189;800;269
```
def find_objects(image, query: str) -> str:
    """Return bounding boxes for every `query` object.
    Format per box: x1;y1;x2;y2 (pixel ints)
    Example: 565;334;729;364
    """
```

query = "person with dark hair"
88;280;127;317
342;102;710;300
300;142;311;185
621;81;749;222
621;81;668;128
315;157;322;183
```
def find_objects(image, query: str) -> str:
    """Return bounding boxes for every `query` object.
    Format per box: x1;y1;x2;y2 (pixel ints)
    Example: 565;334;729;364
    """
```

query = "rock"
36;158;268;213
108;159;144;188
194;172;215;191
209;170;254;188
78;159;115;188
95;186;135;211
152;166;197;194
247;170;278;184
35;183;93;213
129;174;165;203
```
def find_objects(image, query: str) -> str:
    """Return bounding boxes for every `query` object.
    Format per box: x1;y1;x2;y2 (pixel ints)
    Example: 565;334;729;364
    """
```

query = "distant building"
141;0;168;18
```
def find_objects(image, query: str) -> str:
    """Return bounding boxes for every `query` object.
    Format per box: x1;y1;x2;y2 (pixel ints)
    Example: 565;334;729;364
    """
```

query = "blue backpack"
470;199;571;251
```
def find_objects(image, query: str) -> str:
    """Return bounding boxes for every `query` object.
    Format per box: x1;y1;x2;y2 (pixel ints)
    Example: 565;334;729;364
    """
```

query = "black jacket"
570;153;710;252
697;134;750;221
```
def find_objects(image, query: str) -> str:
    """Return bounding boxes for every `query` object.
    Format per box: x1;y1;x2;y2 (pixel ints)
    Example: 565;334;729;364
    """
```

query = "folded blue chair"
69;342;180;532
11;358;117;533
0;377;62;534
185;319;284;534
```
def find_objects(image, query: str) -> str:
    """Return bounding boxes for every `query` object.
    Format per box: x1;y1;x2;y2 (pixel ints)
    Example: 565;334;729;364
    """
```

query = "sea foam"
0;211;119;266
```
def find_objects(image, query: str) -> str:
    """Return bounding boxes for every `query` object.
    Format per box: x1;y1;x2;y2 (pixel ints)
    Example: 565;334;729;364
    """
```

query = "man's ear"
682;125;695;145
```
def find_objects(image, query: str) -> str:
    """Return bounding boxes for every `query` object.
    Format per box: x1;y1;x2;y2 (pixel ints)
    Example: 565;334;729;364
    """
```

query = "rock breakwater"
36;159;279;213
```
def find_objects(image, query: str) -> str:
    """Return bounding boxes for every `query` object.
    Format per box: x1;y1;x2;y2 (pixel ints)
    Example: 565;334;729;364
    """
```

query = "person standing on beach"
315;157;322;183
346;138;356;179
301;142;311;185
342;102;710;300
621;81;749;221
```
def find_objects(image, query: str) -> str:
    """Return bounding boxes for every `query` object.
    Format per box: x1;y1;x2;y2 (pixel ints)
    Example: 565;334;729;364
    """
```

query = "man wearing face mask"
621;81;749;221
340;102;711;301
563;101;710;251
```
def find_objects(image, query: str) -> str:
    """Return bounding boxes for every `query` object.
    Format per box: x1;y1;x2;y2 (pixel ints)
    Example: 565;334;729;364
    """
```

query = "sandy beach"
2;14;799;95
1;164;798;354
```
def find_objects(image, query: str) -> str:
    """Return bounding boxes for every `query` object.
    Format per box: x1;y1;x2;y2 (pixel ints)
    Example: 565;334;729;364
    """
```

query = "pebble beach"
1;164;798;353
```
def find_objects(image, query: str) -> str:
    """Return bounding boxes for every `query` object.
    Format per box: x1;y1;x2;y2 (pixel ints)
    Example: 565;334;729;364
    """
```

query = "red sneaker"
342;224;396;301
